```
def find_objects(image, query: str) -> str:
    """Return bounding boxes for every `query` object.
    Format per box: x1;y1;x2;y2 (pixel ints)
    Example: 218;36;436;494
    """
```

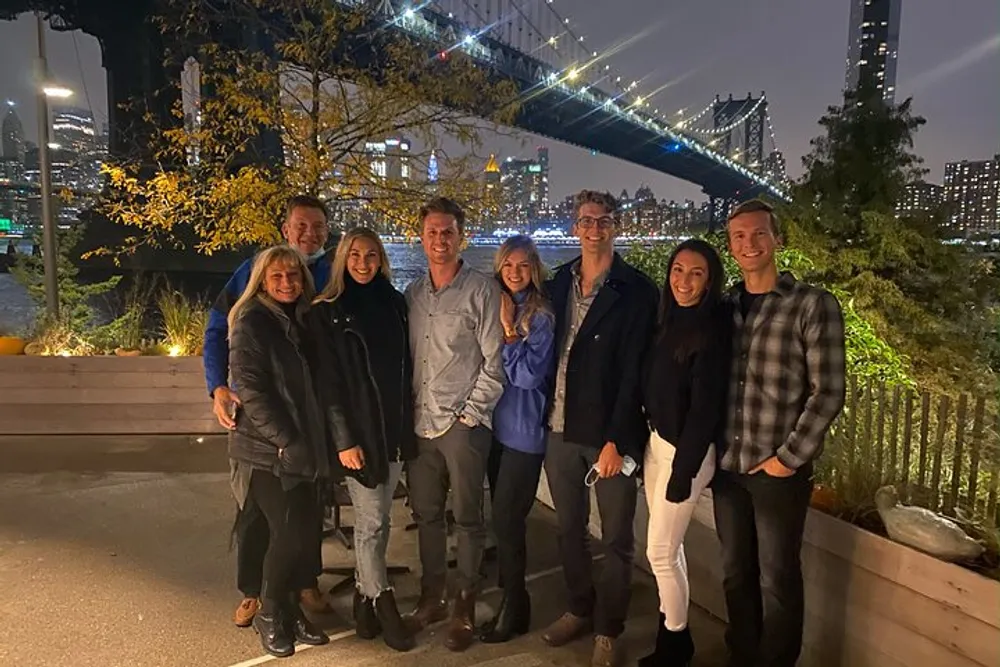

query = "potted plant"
0;324;26;355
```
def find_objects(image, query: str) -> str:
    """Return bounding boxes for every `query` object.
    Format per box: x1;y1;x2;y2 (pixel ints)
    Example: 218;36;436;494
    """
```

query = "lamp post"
34;13;72;320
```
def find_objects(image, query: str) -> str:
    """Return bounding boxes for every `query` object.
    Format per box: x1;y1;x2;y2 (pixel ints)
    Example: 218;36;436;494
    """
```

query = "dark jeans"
244;470;322;612
544;432;638;638
235;478;323;598
407;421;492;593
712;466;813;667
487;438;545;599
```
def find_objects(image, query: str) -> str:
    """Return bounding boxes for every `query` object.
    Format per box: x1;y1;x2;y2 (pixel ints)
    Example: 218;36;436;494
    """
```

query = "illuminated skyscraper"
51;106;97;154
2;102;24;163
944;156;1000;235
845;0;902;104
427;149;439;183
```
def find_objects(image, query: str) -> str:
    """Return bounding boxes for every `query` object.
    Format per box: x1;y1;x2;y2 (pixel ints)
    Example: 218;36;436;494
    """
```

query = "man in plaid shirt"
714;200;845;667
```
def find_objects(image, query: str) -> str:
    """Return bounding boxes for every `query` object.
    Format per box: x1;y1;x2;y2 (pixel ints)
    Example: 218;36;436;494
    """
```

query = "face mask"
584;454;638;487
306;248;327;263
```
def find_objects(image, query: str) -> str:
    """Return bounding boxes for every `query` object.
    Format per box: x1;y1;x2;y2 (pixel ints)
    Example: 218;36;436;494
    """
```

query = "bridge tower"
712;92;767;171
707;92;768;232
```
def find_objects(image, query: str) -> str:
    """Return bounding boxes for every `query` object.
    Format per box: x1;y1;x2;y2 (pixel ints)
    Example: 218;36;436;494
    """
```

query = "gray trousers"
545;432;638;638
407;422;491;594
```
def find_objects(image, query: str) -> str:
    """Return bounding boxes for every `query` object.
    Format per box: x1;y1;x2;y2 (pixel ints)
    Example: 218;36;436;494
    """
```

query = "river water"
0;243;583;333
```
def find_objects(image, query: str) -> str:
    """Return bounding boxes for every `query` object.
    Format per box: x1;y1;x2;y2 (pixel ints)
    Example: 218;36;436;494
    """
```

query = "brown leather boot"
299;587;334;615
444;590;476;652
403;586;448;633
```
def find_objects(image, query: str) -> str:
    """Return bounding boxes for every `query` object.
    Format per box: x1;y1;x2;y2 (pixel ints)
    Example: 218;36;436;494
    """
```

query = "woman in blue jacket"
480;235;555;643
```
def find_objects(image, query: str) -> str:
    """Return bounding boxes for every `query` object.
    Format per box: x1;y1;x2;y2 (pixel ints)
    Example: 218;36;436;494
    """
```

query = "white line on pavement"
222;556;603;667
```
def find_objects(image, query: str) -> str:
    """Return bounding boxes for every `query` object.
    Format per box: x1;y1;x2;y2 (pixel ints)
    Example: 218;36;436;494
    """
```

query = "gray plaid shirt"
720;272;846;474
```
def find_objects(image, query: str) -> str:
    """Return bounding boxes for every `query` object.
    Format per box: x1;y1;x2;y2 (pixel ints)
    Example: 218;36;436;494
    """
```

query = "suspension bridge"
357;0;789;216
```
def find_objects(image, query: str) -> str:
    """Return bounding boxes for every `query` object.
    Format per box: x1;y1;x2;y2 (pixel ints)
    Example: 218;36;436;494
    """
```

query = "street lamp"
35;13;73;320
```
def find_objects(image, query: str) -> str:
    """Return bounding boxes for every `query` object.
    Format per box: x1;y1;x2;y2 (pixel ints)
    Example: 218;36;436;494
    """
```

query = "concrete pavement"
0;435;727;667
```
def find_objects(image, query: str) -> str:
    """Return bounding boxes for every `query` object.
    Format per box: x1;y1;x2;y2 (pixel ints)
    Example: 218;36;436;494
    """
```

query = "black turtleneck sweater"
338;274;408;456
643;302;730;488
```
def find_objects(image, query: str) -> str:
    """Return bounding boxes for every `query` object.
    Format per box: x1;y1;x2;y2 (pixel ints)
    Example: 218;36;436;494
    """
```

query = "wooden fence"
820;376;1000;526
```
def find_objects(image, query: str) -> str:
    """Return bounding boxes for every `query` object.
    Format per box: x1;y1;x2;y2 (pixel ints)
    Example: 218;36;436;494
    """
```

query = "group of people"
203;190;846;667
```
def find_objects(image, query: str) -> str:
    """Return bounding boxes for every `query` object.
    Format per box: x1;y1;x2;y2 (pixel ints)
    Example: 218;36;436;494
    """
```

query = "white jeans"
643;430;716;631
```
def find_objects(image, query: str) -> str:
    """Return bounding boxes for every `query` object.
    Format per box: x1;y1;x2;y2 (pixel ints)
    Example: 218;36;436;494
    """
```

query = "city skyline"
0;0;997;203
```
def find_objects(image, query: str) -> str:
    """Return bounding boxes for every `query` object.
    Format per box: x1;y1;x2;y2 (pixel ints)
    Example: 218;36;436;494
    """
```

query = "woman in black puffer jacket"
311;227;417;652
228;245;331;659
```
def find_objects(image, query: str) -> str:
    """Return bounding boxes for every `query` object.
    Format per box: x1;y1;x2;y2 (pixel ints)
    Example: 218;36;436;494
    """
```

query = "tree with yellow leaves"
97;0;519;256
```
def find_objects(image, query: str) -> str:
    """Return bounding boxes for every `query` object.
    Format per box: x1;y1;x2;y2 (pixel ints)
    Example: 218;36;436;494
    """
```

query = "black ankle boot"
639;614;694;667
253;608;295;658
285;596;329;646
479;590;530;643
374;589;415;652
354;589;382;640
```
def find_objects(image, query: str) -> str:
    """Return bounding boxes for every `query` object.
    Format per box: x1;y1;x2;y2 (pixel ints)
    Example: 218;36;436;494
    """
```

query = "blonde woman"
479;234;555;643
227;246;330;658
311;228;417;652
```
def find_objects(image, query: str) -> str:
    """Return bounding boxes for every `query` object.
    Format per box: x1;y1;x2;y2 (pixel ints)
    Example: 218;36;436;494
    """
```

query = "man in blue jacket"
203;194;337;627
541;190;658;667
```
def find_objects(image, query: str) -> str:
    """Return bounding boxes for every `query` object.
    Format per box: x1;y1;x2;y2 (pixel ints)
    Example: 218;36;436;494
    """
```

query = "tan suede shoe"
233;597;259;627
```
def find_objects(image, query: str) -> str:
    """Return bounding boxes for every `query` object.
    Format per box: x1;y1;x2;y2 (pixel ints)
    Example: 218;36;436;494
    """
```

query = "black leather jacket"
228;299;330;482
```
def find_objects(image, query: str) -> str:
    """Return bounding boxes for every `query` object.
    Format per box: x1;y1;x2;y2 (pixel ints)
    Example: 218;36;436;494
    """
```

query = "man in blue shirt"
203;194;337;627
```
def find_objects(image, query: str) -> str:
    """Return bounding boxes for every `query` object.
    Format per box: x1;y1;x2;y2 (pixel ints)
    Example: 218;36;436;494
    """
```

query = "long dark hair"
656;238;725;361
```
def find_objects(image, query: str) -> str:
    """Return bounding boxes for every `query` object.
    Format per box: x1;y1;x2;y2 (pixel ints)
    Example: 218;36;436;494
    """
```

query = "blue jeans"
344;461;405;599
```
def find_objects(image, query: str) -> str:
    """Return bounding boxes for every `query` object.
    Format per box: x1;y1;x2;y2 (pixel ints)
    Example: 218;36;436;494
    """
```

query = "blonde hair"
228;245;315;334
314;227;392;304
493;235;552;337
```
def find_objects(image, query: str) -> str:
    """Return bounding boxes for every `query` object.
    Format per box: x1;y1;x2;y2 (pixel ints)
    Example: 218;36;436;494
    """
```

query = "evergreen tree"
783;85;999;392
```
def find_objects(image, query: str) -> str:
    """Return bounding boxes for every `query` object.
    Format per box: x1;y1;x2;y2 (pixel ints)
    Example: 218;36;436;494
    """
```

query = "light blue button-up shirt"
405;261;505;438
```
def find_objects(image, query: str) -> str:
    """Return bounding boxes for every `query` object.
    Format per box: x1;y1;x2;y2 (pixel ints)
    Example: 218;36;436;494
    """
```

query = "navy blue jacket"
492;293;555;454
544;253;659;462
203;251;333;395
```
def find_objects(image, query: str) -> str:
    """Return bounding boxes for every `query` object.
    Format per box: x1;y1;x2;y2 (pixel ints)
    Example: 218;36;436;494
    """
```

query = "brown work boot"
444;590;477;652
591;634;619;667
233;597;259;627
299;587;334;615
541;611;593;647
403;587;448;633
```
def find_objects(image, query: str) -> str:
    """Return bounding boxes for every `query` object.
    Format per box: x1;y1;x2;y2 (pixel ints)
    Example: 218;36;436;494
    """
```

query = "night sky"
1;0;997;203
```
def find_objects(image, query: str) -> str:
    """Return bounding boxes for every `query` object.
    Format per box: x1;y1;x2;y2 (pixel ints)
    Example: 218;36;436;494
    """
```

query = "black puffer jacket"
228;298;330;482
311;274;417;488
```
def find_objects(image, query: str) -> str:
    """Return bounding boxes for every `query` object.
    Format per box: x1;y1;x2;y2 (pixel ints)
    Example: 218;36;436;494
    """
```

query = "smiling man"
541;190;658;667
715;199;845;667
202;194;336;627
403;196;505;652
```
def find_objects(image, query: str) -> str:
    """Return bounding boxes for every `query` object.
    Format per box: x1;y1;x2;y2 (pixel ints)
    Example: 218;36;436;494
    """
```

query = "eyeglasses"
576;215;617;229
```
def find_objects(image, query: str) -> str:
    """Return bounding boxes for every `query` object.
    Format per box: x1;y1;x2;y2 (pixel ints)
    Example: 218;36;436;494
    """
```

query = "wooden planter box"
0;356;221;435
536;472;1000;667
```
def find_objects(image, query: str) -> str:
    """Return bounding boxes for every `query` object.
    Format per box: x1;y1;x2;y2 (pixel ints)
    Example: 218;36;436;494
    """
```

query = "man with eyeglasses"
541;190;659;667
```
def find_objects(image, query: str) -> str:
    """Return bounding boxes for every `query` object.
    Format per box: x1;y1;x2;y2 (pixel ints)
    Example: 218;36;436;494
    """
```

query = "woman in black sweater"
640;239;729;667
228;245;331;658
311;228;417;652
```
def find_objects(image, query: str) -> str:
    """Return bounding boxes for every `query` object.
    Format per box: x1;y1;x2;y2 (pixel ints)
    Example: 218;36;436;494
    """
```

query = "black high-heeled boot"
253;607;295;658
479;590;531;643
354;589;382;639
374;589;416;652
285;594;330;646
638;613;694;667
